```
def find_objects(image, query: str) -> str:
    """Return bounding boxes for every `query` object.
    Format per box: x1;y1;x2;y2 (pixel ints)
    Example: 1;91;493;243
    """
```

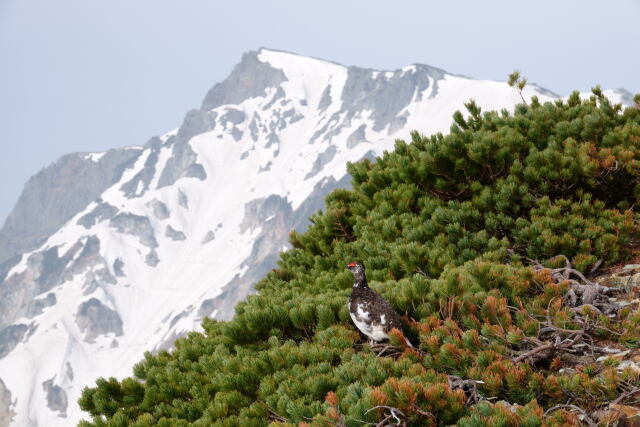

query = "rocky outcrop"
347;124;368;149
26;293;57;318
145;250;160;267
0;148;141;264
156;110;210;189
120;138;162;198
109;213;157;248
0;243;79;328
0;378;13;427
165;225;186;241
0;234;119;336
341;64;444;132
0;324;28;359
75;298;123;342
201;50;287;112
77;199;119;229
147;199;170;220
178;189;189;209
201;230;215;245
113;259;125;277
42;378;67;418
305;146;337;180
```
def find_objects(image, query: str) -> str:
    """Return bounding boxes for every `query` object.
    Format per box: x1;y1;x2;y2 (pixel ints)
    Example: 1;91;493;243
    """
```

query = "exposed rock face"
220;108;246;126
0;378;14;427
26;293;56;318
112;259;125;277
340;64;444;132
0;148;141;264
165;225;186;241
317;85;333;111
201;50;287;112
347;124;367;149
145;249;160;267
605;88;636;107
109;213;158;248
596;264;640;290
305;146;337;180
41;378;67;418
120;138;162;198
178;189;189;209
0;256;20;285
157;110;210;189
201;230;215;244
75;298;123;342
147;199;170;220
77;199;119;229
0;241;82;328
0;324;28;359
65;363;73;382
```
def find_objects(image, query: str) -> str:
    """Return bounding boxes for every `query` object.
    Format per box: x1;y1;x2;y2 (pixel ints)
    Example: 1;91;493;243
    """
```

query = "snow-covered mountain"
0;48;633;426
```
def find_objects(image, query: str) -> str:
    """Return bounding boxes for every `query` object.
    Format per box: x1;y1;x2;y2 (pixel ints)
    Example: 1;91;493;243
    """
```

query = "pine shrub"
79;90;640;426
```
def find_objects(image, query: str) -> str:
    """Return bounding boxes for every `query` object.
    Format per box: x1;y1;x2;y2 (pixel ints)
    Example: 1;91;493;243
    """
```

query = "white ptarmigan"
347;262;405;343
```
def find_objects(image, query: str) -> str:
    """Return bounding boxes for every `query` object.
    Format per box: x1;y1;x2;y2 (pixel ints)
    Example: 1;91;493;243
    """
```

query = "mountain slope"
0;48;631;426
0;149;142;268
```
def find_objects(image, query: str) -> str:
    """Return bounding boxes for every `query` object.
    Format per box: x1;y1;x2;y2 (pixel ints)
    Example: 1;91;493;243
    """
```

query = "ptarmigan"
347;262;405;343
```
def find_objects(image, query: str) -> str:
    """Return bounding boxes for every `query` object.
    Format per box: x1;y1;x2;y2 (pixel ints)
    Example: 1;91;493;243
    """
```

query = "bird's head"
347;262;367;287
346;262;365;274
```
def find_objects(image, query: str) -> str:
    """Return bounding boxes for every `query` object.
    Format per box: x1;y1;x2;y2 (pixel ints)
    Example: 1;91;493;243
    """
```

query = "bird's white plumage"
356;304;370;320
349;304;389;341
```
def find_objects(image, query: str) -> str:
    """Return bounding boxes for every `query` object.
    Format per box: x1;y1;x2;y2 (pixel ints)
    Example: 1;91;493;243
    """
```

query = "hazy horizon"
1;0;638;224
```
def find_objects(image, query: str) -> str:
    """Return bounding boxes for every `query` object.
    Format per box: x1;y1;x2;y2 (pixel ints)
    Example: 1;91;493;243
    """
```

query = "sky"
0;0;638;224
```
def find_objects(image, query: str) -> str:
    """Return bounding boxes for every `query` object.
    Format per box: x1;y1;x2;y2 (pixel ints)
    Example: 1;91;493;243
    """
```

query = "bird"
347;262;410;345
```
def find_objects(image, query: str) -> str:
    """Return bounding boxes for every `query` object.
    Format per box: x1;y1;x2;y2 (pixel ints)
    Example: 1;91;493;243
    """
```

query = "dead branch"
612;382;640;405
447;375;484;405
370;343;404;358
266;407;289;423
510;254;629;363
364;406;407;426
588;259;604;277
543;404;598;427
411;405;436;424
513;341;556;363
369;340;425;359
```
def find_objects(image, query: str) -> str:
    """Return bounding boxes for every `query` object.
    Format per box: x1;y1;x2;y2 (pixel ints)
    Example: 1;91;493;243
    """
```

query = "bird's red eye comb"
347;262;357;267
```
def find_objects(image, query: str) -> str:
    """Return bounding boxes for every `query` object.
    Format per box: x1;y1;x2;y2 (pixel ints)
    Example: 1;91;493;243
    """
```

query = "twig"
544;404;598;427
412;405;436;423
447;375;484;404
588;259;604;277
612;386;640;405
266;407;289;423
513;341;555;363
364;406;407;426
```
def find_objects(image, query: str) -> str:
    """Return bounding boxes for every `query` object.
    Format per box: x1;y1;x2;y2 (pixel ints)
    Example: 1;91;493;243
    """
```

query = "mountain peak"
256;47;347;69
200;49;288;111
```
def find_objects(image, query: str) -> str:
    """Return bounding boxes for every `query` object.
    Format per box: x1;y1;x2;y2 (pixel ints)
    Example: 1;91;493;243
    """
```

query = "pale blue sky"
1;0;638;224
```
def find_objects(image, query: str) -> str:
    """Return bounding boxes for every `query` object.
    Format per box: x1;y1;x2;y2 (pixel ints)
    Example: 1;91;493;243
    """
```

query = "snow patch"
83;152;106;162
